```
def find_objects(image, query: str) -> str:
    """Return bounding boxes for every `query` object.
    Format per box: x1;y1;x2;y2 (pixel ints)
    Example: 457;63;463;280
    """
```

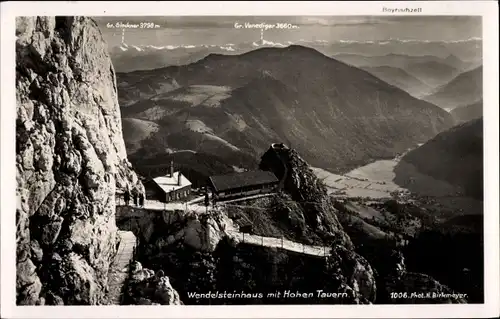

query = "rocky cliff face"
260;145;353;248
257;145;380;302
16;16;144;305
116;206;235;255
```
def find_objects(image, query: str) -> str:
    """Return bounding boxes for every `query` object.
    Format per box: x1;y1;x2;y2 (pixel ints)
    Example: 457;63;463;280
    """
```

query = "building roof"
208;170;279;192
153;172;192;194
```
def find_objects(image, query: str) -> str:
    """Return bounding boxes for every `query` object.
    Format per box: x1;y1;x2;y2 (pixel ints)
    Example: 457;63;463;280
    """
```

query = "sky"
93;16;482;48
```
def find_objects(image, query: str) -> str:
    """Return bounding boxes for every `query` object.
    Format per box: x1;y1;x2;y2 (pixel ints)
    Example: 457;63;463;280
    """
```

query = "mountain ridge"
424;66;483;109
405;61;459;87
361;66;432;97
118;45;454;182
106;36;482;73
450;100;482;123
397;118;483;200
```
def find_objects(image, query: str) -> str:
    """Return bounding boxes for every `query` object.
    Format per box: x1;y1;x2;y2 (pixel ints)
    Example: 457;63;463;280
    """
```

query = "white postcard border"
1;1;498;318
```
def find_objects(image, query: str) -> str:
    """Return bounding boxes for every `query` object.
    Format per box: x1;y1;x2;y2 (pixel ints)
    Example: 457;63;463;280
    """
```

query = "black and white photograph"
1;1;499;318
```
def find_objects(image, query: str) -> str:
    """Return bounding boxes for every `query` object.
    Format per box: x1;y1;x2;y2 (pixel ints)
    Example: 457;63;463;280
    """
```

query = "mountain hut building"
144;161;192;203
207;170;279;202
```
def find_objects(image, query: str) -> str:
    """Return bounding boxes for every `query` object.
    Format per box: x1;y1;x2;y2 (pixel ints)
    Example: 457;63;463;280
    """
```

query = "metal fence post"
303;244;305;254
261;236;263;246
281;236;284;249
243;232;245;243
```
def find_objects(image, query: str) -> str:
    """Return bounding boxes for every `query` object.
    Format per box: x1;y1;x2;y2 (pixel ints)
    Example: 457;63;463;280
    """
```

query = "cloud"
93;16;230;29
380;16;481;24
93;15;482;42
93;15;482;31
293;16;397;26
93;16;399;30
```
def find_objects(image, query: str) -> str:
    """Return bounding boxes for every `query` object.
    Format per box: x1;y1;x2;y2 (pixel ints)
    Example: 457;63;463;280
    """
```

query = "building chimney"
170;160;174;177
177;171;182;186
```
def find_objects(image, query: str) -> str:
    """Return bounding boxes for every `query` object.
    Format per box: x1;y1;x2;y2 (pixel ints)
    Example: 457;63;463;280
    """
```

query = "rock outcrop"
327;245;377;303
260;144;353;248
256;145;378;303
125;262;182;305
16;16;143;305
162;211;232;252
148;210;233;257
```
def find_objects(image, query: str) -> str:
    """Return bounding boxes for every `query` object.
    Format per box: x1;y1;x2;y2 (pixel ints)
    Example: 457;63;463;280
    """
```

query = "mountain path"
227;230;331;257
117;197;331;259
107;231;137;305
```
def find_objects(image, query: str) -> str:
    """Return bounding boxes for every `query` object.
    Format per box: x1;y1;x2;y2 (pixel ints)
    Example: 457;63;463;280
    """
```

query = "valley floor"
312;153;482;217
312;157;458;199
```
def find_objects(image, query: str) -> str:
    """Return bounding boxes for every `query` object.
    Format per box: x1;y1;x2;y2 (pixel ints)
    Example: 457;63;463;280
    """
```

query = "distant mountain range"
423;66;483;110
361;66;432;98
333;53;472;71
110;37;482;113
405;61;460;88
108;38;482;73
338;55;482;112
117;45;454;183
331;52;481;101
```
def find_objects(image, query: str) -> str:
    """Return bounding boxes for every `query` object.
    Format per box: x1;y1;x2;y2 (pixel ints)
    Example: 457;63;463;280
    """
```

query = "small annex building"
144;161;192;203
207;170;279;201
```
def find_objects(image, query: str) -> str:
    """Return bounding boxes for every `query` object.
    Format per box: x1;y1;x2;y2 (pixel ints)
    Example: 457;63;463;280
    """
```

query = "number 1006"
390;292;408;298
